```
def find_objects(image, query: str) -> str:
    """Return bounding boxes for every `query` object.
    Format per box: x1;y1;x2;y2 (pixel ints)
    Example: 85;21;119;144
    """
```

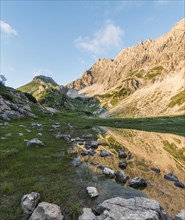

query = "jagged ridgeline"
67;18;185;118
17;75;104;115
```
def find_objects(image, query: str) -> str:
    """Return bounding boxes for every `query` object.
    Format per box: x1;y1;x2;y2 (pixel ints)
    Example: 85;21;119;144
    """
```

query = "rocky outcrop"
29;202;63;220
95;197;170;220
0;87;35;121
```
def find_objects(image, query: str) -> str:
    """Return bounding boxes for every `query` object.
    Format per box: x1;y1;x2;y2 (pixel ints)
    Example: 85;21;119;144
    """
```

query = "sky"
0;0;184;88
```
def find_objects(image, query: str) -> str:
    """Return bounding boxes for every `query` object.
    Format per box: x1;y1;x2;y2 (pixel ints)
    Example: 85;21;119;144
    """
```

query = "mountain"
67;18;185;118
18;75;105;115
18;75;61;100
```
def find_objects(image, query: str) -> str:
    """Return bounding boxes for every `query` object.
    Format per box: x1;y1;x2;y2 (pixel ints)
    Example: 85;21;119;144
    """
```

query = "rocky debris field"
0;96;35;121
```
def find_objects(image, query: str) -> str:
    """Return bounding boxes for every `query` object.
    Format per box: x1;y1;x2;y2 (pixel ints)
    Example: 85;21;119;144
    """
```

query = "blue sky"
0;0;184;88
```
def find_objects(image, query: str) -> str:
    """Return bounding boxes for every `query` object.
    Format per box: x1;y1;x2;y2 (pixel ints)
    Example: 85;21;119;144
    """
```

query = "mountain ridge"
66;18;185;118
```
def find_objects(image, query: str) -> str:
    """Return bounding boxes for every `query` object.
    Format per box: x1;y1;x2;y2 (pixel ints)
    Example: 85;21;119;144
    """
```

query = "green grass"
0;116;93;219
128;70;144;78
163;140;185;162
96;85;131;109
1;182;16;194
168;90;185;107
145;66;164;80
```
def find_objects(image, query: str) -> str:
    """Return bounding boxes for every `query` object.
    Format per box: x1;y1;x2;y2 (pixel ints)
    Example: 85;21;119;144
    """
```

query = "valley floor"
0;112;185;219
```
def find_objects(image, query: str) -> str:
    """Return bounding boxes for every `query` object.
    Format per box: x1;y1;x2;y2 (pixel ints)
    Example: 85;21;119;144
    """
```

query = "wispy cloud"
32;68;54;77
74;20;124;55
0;21;17;36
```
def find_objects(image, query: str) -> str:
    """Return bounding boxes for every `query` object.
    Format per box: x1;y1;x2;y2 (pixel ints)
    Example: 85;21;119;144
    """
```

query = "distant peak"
33;75;58;86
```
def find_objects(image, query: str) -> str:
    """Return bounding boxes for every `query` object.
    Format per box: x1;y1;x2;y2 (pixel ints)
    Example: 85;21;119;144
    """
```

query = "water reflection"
77;128;185;216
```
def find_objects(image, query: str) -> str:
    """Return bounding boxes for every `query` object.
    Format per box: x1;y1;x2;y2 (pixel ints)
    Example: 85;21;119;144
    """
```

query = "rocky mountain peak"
67;18;185;95
171;18;185;32
33;75;58;86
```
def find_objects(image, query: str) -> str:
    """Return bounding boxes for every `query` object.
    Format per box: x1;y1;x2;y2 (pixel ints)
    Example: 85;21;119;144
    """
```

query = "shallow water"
75;128;185;216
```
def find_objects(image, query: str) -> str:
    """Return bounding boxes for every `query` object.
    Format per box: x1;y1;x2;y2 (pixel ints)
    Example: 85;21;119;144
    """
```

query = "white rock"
27;138;45;147
29;202;63;220
78;208;97;220
86;187;99;198
103;167;115;178
21;192;40;215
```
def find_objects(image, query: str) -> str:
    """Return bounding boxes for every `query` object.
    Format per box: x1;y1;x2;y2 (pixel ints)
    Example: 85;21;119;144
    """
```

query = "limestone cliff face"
67;19;185;95
67;19;185;117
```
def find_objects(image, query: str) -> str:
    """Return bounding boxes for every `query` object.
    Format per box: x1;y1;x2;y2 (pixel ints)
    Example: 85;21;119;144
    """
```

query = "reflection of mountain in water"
78;128;185;216
107;128;185;175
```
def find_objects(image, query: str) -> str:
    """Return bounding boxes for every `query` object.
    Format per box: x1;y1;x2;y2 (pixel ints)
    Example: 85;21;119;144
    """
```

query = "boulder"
115;170;127;183
88;149;96;156
118;161;128;169
164;173;178;182
96;197;169;220
27;138;45;147
55;133;71;141
81;150;89;156
86;187;99;198
29;202;63;220
174;181;185;189
103;167;115;178
31;123;42;129
21;192;40;215
51;124;60;129
78;208;97;220
90;141;101;149
100;151;112;157
175;209;185;220
128;177;147;189
118;150;127;158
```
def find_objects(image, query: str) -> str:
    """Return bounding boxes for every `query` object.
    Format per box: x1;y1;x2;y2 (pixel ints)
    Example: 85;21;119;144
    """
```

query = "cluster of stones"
20;192;185;220
21;192;64;220
69;136;148;190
